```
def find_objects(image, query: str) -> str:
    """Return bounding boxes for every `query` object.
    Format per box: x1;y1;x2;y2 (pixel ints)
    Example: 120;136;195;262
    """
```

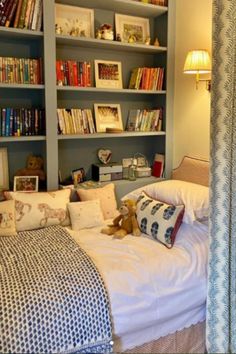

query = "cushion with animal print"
136;192;184;248
0;200;17;236
4;189;71;232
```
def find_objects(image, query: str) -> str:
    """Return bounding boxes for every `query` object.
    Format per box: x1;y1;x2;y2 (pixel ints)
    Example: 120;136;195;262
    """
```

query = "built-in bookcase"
0;0;175;190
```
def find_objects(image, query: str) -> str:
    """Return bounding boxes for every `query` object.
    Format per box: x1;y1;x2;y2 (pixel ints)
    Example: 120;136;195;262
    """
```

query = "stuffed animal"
101;199;141;239
15;154;46;181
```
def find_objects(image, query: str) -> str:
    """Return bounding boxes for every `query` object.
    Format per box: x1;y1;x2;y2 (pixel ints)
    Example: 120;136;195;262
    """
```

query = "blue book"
5;107;11;136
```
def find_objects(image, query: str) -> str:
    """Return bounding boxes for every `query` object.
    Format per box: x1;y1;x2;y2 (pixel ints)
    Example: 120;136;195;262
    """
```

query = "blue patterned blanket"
0;225;113;353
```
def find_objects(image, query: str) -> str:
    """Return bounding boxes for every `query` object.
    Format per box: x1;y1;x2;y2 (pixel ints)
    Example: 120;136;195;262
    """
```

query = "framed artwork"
0;148;9;190
13;176;39;192
94;103;123;133
94;60;123;89
115;13;150;43
71;168;86;185
55;4;94;38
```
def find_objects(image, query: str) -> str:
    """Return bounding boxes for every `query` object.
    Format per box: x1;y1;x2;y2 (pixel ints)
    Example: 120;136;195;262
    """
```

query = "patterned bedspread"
0;225;113;354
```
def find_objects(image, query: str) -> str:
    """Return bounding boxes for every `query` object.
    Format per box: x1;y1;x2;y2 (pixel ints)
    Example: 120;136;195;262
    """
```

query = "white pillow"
122;180;209;225
0;200;17;236
68;199;104;231
4;189;71;231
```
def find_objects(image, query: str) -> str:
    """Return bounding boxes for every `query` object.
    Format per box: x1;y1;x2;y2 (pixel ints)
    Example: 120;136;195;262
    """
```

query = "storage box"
92;163;123;182
135;167;151;178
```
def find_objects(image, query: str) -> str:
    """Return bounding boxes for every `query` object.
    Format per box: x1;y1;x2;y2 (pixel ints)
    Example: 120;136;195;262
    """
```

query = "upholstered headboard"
171;156;209;187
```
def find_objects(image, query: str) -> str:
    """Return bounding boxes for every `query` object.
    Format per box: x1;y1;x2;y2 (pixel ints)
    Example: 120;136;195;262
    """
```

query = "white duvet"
68;221;208;351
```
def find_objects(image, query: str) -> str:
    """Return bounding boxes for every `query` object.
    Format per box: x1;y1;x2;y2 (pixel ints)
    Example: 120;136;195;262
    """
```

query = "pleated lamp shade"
183;50;211;74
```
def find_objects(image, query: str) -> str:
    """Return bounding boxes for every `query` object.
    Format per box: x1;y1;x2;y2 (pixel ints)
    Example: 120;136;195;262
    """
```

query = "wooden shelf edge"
57;131;166;140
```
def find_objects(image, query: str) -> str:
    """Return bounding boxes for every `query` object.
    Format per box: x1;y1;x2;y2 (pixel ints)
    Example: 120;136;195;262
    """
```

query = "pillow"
0;200;17;236
136;192;184;248
68;199;104;231
4;189;71;231
122;180;209;225
77;183;118;220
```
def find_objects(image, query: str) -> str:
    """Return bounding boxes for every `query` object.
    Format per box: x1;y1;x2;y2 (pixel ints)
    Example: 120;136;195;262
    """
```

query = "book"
13;0;22;27
5;0;18;27
17;0;28;28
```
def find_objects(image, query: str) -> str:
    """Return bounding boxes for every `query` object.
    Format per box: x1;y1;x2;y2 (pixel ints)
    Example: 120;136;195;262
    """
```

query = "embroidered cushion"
4;189;71;231
77;183;118;220
0;200;17;236
122;180;208;225
136;192;184;248
68;199;104;230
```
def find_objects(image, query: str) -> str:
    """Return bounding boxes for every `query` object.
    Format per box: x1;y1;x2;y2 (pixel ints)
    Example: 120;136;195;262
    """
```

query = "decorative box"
135;167;152;178
92;163;123;182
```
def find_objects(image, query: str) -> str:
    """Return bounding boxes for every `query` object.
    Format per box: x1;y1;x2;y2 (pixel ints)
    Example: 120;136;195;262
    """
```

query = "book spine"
35;0;42;31
1;0;14;26
13;0;22;27
24;0;32;29
30;0;39;30
27;0;34;29
1;108;6;136
18;0;28;28
5;0;18;27
0;0;9;24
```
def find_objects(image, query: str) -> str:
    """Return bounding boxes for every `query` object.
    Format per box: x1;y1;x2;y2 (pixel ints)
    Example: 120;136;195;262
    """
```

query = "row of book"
0;0;43;30
0;107;45;137
57;108;95;135
56;60;91;87
0;56;43;84
129;67;164;91
126;108;163;132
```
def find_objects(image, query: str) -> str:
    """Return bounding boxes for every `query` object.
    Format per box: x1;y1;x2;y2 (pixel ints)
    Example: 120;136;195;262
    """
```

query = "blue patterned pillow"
136;192;184;248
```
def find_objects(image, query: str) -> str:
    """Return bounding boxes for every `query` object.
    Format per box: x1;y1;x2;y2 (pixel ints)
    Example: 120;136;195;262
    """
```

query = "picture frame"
94;103;123;133
55;4;94;38
94;60;123;89
0;148;9;191
71;168;86;185
115;13;150;43
13;176;39;192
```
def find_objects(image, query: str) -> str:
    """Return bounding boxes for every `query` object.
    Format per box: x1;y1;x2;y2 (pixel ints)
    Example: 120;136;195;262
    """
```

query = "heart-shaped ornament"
98;149;112;164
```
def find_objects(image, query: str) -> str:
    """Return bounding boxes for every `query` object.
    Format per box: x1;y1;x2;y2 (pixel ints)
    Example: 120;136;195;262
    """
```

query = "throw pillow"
77;183;118;220
4;189;71;231
68;199;104;231
136;192;184;248
0;200;17;236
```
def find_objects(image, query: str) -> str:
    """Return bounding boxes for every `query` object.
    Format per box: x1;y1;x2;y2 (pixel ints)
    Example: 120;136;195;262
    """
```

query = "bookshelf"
0;0;175;191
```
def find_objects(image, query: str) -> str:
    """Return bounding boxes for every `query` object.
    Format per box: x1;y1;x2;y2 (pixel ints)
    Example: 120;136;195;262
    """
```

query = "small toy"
153;37;160;46
145;36;151;45
101;199;141;239
15;154;46;181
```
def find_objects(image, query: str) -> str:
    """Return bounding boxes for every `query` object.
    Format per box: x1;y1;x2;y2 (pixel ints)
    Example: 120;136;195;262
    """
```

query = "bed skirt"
115;321;206;354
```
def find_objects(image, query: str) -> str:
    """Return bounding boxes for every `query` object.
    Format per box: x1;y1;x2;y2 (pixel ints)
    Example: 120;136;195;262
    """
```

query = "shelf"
0;83;45;89
56;35;167;54
0;136;46;142
58;131;166;140
56;0;167;17
57;86;166;95
0;26;43;39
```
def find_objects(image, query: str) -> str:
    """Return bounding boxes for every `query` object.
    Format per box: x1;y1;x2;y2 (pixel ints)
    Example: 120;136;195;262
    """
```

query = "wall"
173;0;212;167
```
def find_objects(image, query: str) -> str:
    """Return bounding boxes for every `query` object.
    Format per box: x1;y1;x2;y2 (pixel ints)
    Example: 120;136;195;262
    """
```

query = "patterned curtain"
206;0;236;353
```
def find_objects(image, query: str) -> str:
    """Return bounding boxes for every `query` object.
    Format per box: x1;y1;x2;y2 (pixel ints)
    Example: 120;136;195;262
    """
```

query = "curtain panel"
207;0;236;353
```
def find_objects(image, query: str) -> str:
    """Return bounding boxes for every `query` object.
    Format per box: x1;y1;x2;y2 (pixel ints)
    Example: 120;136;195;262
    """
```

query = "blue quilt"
0;225;113;353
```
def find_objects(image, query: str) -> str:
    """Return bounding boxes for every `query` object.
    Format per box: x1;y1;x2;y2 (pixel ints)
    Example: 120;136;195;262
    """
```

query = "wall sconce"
183;49;211;91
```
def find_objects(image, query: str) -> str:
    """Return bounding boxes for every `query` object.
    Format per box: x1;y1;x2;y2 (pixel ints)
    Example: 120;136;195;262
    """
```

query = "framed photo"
13;176;39;192
71;168;86;185
94;103;123;133
94;60;123;89
115;13;150;43
0;148;9;190
55;4;94;38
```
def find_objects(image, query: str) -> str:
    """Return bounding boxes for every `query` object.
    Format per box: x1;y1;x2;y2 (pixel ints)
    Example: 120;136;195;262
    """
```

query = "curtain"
206;0;236;353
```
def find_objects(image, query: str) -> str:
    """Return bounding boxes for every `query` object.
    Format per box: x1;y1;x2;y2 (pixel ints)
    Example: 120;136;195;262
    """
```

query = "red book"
72;61;78;86
152;161;163;178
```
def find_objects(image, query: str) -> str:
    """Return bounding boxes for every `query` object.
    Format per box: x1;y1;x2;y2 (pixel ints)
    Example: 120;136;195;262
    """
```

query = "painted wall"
173;0;212;167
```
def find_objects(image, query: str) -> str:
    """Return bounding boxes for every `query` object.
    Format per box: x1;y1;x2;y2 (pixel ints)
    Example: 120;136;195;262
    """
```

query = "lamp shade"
183;50;211;74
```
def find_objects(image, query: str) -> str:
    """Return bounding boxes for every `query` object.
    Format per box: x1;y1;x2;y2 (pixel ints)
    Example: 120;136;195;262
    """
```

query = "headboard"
171;156;209;187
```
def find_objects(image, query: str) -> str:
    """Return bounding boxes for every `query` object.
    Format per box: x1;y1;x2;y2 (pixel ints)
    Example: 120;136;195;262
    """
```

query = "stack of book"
56;60;91;87
126;108;163;132
128;67;164;91
57;108;95;135
0;56;43;84
0;107;45;137
0;0;43;30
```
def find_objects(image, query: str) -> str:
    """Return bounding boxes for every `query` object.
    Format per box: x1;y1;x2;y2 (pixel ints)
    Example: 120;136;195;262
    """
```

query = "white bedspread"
68;221;208;351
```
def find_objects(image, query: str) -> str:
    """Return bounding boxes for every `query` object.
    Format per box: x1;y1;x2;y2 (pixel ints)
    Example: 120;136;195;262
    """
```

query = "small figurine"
128;34;136;43
153;37;160;47
100;23;114;40
116;33;122;42
145;36;151;45
96;29;102;39
55;24;63;34
80;30;86;37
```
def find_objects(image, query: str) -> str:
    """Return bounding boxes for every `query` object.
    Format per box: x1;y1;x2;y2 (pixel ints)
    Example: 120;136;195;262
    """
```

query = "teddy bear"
101;199;141;239
15;154;46;181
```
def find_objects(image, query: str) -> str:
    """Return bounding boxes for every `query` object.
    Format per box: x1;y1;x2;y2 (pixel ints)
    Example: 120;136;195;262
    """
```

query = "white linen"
68;221;208;351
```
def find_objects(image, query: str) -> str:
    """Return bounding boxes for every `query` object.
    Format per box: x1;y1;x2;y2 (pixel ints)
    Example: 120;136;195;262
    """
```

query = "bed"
0;156;209;354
